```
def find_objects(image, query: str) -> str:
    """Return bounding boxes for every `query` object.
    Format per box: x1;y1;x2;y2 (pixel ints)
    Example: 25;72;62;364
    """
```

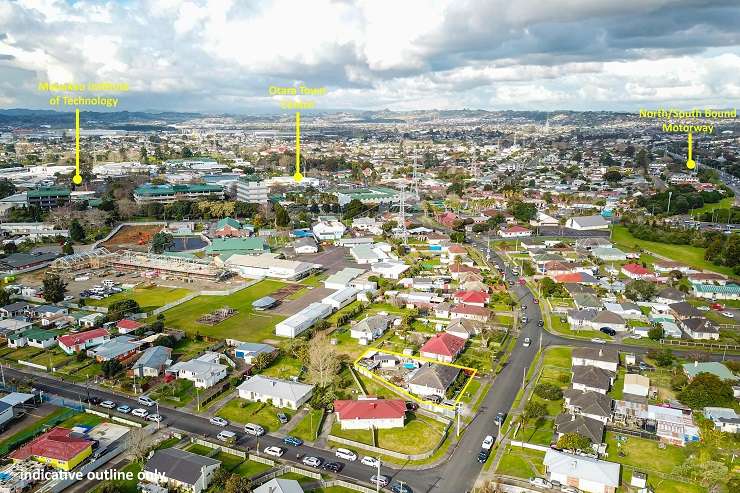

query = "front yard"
216;399;292;432
330;414;447;455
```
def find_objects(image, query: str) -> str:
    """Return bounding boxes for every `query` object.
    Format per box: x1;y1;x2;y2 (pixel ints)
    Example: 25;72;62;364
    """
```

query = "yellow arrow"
686;132;696;170
72;108;82;185
293;111;303;182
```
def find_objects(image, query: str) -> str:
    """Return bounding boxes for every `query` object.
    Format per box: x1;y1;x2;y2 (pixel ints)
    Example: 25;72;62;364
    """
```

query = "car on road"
147;414;163;422
405;401;418;411
361;456;381;468
283;436;303;447
335;448;357;461
481;435;494;450
561;486;580;493
721;311;734;318
698;305;710;311
710;303;724;310
137;396;156;407
521;305;527;311
217;430;237;443
390;482;413;493
371;475;390;487
116;405;131;414
210;417;228;427
86;397;101;405
523;337;531;347
521;317;528;324
494;412;506;426
277;412;289;424
533;298;539;304
263;446;285;458
590;338;606;344
244;423;266;436
537;320;544;327
477;449;490;463
529;477;552;488
131;408;149;418
322;462;343;473
100;400;116;409
599;327;617;336
302;456;322;467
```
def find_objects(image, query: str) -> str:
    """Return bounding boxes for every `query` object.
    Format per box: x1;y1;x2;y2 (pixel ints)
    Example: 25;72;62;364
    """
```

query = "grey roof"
669;301;703;318
325;267;365;286
682;317;718;334
592;310;626;325
572;366;614;392
132;346;172;371
237;375;314;402
408;364;460;391
568;308;598;322
555;413;605;444
565;390;613;418
254;478;305;493
0;392;35;407
0;252;59;269
543;450;620;487
572;347;620;364
88;336;140;360
235;342;275;356
569;215;610;228
564;283;596;296
293;237;317;248
353;315;391;335
144;448;220;486
445;318;482;336
572;293;603;309
1;302;28;312
658;287;685;302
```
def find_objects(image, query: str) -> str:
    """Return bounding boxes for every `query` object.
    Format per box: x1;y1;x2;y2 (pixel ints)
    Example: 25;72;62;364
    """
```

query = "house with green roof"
8;327;58;349
133;183;224;204
205;237;268;256
213;217;250;238
683;361;736;381
692;282;740;301
334;187;400;207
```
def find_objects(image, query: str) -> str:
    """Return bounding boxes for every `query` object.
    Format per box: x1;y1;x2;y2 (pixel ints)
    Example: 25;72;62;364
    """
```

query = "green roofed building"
8;327;58;349
133;183;224;204
205;237;268;256
682;361;736;381
334;187;400;206
692;282;740;301
27;187;71;209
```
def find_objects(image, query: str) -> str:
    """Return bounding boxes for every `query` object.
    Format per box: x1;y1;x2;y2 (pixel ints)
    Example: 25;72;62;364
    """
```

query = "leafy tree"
382;220;398;235
140;146;148;162
62;242;74;255
509;200;537;222
648;327;663;341
274;203;290;228
181;146;194;158
0;287;11;307
604;170;622;183
670;372;688;391
534;383;563;401
224;474;251;493
450;231;465;243
151;232;174;254
678;372;734;409
556;433;592;451
69;220;85;242
624;279;657;302
210;467;231;490
101;359;123;378
647;348;675;367
252;351;273;371
524;401;548;422
3;242;17;254
0;179;16;200
43;274;67;303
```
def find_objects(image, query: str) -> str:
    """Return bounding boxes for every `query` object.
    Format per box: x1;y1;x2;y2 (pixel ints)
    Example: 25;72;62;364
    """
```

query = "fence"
0;407;77;455
251;464;322;487
660;339;740;351
18;360;47;371
190;437;248;459
509;440;550;452
319;479;378;493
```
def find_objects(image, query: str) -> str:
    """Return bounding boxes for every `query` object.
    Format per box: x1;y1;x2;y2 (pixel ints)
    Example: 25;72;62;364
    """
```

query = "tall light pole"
376;456;381;493
666;191;673;214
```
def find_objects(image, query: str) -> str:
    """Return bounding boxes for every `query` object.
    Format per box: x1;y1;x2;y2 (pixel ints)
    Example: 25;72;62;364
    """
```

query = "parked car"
405;401;418;411
244;423;266;436
529;477;552;488
481;435;494;450
698;305;710;311
263;446;284;458
302;456;323;468
217;430;237;443
277;412;289;424
721;311;734;318
131;408;149;418
522;337;531;347
138;396;156;407
710;303;724;310
599;327;617;336
116;405;131;414
590;338;606;344
100;400;116;409
335;448;357;461
147;414;163;422
477;449;490;463
86;397;101;405
361;456;381;468
537;320;544;327
371;475;390;487
210;417;228;427
561;486;579;493
533;299;539;304
494;412;506;426
322;462;343;473
390;482;413;493
283;436;303;447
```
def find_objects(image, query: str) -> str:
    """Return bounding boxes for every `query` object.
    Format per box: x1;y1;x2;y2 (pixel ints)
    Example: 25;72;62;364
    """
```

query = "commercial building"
9;427;93;471
27;187;70;209
235;175;269;204
334;187;399;207
133;183;224;204
275;302;333;338
220;253;317;280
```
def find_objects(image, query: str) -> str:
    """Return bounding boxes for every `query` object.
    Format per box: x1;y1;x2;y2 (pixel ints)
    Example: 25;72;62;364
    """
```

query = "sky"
1;0;740;113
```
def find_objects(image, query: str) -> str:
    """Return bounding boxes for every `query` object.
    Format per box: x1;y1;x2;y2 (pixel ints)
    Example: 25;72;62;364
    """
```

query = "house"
131;346;172;377
621;263;654;280
575;237;613;251
563;389;612;424
688;272;728;285
8;328;57;349
350;315;392;343
572;347;620;372
565;215;610;231
449;304;490;322
213;217;248;238
444;318;482;340
0;318;33;340
554;413;605;444
9;427;93;471
275;302;332;338
254;478;305;493
292;237;318;254
419;332;466;363
682;361;736;381
87;336;141;362
312;219;346;241
77;313;105;328
602;302;643;320
334;398;406;430
407;364;460;398
543;449;620;493
116;319;143;335
452;290;489;307
567;309;625;332
590;247;627;261
234;342;276;364
0;302;29;319
623;373;650;397
692;282;740;300
703;407;740;433
57;328;110;354
166;352;228;389
324;268;366;290
371;261;410;280
498;225;532;238
680;317;719;340
142;448;221;493
237;375;314;410
655;287;685;304
668;301;703;320
572;366;614;394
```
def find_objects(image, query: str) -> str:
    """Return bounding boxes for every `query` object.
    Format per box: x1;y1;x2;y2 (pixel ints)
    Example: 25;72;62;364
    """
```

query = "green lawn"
149;379;195;407
549;315;613;340
495;447;546;478
92;462;141;493
612;225;734;275
216;399;291;432
605;432;688;474
609;368;626;400
86;286;192;312
517;418;555;446
155;280;287;341
542;347;572;369
59;412;106;429
289;409;324;442
185;444;272;478
330;421;373;445
690;196;734;216
376;415;446;454
258;354;303;380
460;377;482;405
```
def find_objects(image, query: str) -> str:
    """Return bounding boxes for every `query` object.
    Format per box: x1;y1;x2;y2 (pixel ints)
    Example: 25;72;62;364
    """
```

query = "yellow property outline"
353;347;478;411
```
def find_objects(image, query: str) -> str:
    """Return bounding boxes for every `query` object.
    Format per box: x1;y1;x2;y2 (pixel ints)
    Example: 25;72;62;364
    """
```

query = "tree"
98;484;122;493
624;279;657;302
0;287;11;307
604;170;622;183
69;220;85;242
210;468;231;490
0;179;16;200
307;331;340;387
450;231;465;243
678;372;734;409
647;348;675;367
534;383;563;401
648;326;663;341
556;433;592;451
43;274;67;303
101;359;123;378
523;401;547;422
274;203;290;228
3;242;17;254
224;474;251;493
127;428;154;463
140;146;148;162
343;199;366;220
509;200;537;222
107;299;141;320
151;232;174;254
62;242;74;255
252;351;273;371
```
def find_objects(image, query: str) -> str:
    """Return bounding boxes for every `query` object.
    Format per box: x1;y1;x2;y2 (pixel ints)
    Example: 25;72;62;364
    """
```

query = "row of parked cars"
529;477;580;493
87;395;164;422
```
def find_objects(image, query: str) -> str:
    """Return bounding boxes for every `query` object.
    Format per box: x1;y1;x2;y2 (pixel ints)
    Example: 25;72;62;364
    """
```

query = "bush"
534;383;563;401
671;372;688;391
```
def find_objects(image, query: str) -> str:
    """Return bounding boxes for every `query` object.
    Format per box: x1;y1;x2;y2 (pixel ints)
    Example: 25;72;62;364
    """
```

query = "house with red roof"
449;264;480;280
116;319;143;335
437;212;458;228
58;328;110;355
420;332;466;363
453;290;490;307
10;427;93;471
450;304;491;322
334;398;406;430
621;263;654;280
498;225;532;238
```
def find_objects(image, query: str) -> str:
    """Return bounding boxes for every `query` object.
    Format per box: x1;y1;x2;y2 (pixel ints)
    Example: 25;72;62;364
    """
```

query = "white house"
166;352;227;389
565;215;610;231
371;261;410;280
498;225;532;238
572;347;619;373
623;373;650;397
237;375;314;410
350;315;392;343
543;449;620;493
312;219;346;241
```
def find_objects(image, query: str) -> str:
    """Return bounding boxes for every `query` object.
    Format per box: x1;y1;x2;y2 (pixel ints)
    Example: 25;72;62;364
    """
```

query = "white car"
698;306;710;311
302;456;322;467
131;408;149;418
147;414;163;422
100;400;116;409
561;486;580;493
116;405;131;414
721;311;734;318
590;338;606;344
361;456;381;468
522;337;531;347
481;435;494;450
529;477;552;488
138;396;156;407
210;417;228;427
335;448;357;461
264;446;285;458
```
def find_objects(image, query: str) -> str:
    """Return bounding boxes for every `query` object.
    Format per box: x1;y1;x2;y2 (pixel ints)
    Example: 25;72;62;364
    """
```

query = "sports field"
85;286;191;312
156;280;287;341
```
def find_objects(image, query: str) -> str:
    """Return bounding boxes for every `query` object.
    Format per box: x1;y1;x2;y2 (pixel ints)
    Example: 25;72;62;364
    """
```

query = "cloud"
0;0;738;111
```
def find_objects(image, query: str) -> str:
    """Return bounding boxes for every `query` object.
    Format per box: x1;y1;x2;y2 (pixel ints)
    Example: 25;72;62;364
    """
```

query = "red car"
533;299;539;304
711;303;725;310
518;278;526;285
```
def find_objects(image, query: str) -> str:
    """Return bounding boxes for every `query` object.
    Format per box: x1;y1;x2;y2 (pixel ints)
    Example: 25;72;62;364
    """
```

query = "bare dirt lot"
100;224;164;252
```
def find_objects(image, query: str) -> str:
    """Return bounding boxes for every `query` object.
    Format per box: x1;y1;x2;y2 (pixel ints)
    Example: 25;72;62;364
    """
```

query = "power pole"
399;185;408;246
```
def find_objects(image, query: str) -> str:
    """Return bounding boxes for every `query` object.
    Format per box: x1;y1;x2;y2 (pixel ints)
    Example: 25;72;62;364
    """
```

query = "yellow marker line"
686;132;696;170
688;132;692;161
73;108;82;185
293;112;303;182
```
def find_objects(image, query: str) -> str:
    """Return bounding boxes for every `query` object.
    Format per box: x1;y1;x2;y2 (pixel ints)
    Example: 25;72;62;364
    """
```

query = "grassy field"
156;280;287;341
690;196;734;216
216;399;291;431
542;347;572;368
85;286;191;312
612;225;733;275
185;444;272;477
376;415;446;454
495;447;546;478
605;432;687;474
289;409;324;442
92;462;141;493
259;354;304;380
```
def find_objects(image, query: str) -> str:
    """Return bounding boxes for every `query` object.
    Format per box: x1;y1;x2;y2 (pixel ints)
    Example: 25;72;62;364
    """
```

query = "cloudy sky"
1;0;740;113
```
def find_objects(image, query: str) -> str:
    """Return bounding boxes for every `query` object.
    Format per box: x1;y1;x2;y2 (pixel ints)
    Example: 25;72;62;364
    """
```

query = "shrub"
534;383;563;401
